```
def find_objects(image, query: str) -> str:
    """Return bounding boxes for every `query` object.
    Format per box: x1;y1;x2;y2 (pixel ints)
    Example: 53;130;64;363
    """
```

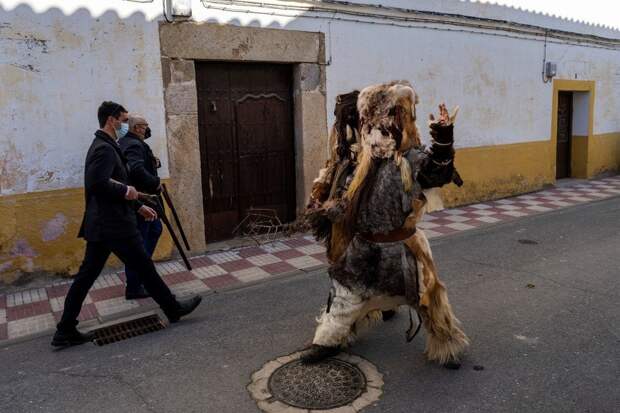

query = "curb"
0;266;328;348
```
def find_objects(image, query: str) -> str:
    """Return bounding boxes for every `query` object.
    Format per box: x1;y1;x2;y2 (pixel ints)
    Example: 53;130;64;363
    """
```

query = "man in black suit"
119;114;162;299
52;101;201;347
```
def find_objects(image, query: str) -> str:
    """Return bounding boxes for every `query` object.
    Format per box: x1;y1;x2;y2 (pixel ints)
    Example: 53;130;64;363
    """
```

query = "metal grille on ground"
92;314;166;346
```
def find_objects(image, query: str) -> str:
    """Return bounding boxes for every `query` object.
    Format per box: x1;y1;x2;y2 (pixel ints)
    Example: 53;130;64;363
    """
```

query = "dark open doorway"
556;91;573;179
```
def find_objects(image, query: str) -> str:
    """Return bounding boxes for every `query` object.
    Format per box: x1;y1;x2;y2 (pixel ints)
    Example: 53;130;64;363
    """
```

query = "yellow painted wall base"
588;132;620;177
441;140;555;207
1;133;619;285
442;132;620;208
0;187;174;285
569;133;620;179
571;136;589;179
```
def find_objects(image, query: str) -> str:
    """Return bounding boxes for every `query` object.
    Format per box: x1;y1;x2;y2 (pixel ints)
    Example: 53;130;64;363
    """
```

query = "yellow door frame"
550;79;595;180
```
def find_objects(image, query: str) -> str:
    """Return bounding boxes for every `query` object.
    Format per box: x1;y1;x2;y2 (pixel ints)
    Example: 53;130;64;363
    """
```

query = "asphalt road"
1;197;619;413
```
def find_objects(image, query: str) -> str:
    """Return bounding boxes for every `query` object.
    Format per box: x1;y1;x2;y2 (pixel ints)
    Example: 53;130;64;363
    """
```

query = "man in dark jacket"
119;114;162;299
52;101;202;347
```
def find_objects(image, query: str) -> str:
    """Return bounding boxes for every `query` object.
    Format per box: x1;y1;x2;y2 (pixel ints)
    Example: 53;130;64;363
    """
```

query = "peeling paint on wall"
0;186;175;285
0;140;24;194
10;238;37;258
0;22;49;73
41;213;68;241
0;3;169;196
0;261;13;274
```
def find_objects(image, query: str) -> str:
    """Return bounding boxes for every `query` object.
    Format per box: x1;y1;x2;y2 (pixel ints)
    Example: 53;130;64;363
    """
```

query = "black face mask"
144;127;151;139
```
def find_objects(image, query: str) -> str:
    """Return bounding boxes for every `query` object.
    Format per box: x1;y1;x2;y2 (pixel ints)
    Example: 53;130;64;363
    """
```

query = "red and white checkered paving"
418;177;620;237
1;175;619;343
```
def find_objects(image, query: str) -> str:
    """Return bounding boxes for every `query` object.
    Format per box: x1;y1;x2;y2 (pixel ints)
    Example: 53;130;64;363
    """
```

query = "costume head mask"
346;80;420;208
357;80;421;159
331;90;361;160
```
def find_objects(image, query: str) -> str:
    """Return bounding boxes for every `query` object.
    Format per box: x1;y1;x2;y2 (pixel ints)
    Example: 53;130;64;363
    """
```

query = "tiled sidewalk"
1;175;619;344
417;176;620;237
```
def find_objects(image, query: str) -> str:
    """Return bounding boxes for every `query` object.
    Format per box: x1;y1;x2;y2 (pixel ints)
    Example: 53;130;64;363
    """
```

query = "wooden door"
556;92;573;179
196;62;296;242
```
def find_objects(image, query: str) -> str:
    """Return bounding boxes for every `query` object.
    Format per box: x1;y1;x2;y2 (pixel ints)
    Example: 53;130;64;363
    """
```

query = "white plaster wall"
587;47;620;134
345;0;620;36
0;0;168;195
572;92;590;136
1;0;619;196
191;0;620;143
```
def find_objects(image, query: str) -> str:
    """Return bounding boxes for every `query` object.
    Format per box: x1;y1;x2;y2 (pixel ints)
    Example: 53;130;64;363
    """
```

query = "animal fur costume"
302;81;469;366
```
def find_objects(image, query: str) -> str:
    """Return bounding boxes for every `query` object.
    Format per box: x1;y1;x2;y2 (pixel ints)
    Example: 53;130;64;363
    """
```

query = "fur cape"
305;80;469;363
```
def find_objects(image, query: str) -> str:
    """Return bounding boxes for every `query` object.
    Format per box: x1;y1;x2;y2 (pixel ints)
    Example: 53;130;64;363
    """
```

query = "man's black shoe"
165;295;202;323
300;344;340;364
125;286;151;300
51;329;95;347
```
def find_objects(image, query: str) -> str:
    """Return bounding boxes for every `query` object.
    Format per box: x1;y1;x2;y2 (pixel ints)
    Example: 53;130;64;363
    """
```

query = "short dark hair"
97;101;127;128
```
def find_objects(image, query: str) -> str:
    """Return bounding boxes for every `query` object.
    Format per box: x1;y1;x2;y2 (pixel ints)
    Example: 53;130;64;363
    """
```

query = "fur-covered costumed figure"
301;81;469;367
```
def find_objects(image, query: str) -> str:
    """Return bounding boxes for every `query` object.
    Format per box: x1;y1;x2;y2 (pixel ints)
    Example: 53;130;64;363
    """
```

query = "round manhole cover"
268;358;367;410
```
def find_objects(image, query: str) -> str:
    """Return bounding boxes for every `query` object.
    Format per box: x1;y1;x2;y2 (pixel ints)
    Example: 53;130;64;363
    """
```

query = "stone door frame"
159;22;328;251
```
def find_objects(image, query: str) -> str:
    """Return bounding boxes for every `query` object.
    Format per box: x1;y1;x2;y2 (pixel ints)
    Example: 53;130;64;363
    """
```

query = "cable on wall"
200;0;620;51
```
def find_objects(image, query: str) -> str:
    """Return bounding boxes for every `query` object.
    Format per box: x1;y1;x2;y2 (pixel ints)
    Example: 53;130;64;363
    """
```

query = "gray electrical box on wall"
164;0;192;18
545;62;557;79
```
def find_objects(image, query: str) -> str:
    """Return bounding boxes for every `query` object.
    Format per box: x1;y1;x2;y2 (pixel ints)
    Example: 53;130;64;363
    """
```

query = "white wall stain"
10;238;37;258
0;261;13;273
41;213;68;241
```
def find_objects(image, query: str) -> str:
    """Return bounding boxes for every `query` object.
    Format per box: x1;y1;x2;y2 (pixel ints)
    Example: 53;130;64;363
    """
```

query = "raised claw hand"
429;103;459;126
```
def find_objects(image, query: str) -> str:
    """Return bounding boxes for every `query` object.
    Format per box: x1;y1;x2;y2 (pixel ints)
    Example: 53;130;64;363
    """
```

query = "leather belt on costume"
359;227;417;243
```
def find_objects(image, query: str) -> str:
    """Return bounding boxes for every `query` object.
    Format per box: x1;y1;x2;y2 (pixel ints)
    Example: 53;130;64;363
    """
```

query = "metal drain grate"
92;314;166;346
268;358;366;410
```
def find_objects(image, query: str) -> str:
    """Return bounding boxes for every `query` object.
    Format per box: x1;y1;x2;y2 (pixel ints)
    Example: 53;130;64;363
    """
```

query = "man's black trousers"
57;235;177;331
